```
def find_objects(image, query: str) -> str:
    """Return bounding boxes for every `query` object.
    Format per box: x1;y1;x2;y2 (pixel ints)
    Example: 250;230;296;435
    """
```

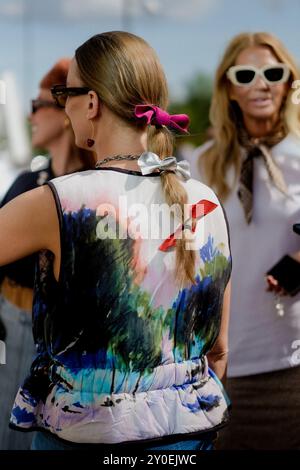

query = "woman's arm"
0;185;59;271
207;280;231;386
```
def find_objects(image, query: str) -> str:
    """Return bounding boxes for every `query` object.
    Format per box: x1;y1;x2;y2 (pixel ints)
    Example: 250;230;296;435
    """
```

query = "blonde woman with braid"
0;32;231;450
190;32;300;449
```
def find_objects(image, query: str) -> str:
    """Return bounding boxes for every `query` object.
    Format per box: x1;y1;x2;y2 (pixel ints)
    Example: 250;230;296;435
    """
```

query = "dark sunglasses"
31;99;58;114
51;84;91;108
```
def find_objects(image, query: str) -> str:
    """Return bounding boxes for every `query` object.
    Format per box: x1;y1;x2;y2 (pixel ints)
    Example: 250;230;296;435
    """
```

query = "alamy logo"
0;80;6;105
0;340;6;365
94;197;218;251
292;81;300;105
291;339;300;365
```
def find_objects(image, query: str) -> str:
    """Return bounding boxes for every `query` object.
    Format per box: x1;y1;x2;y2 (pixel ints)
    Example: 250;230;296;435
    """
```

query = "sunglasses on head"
31;99;58;114
226;64;290;87
51;84;92;108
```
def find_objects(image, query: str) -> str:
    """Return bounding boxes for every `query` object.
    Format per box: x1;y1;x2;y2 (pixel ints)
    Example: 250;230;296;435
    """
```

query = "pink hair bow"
134;104;189;134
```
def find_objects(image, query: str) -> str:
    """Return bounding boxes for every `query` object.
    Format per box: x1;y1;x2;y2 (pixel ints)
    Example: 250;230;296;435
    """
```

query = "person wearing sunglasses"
0;31;232;451
188;32;300;449
0;58;94;450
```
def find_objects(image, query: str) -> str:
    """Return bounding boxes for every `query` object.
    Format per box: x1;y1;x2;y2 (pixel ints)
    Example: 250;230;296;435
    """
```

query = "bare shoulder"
1;184;56;221
22;184;58;245
0;184;59;266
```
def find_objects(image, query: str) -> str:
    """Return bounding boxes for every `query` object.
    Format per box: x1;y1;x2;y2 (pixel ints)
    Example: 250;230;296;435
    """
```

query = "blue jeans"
148;439;214;450
31;431;215;451
31;432;74;450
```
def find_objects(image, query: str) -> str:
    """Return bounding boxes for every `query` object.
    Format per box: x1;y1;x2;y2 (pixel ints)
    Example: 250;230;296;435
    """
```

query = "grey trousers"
0;296;35;450
218;366;300;450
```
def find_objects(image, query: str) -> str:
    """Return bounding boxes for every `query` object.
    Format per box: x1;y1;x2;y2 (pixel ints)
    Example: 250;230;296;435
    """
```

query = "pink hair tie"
134;104;189;134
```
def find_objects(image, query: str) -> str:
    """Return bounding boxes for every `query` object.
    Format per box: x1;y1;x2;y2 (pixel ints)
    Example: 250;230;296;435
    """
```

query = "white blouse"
188;133;300;377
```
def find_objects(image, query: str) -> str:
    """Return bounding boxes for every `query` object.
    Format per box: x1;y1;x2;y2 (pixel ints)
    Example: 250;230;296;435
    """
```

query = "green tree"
169;72;213;149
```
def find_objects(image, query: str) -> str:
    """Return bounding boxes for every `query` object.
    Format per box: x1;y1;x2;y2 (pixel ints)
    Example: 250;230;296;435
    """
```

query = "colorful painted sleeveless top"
10;167;232;444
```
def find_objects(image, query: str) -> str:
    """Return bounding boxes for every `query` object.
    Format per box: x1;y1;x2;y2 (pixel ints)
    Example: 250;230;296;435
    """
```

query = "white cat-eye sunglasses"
226;64;290;87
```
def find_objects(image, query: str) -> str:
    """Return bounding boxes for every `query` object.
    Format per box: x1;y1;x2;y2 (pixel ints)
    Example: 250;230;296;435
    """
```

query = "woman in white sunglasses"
189;32;300;449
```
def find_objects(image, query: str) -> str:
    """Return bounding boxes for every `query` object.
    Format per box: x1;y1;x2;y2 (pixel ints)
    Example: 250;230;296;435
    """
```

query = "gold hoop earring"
87;120;95;148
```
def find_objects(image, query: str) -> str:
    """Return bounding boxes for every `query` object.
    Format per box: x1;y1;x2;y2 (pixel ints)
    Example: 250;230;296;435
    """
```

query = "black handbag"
293;224;300;235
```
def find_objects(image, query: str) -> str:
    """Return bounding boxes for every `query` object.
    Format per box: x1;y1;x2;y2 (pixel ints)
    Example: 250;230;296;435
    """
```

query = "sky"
0;0;300;114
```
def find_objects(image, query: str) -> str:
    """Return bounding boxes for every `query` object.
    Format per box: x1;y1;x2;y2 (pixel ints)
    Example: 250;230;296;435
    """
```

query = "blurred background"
0;0;300;197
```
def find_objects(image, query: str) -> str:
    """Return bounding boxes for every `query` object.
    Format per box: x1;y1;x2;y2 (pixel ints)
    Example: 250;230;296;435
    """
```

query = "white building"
0;71;31;200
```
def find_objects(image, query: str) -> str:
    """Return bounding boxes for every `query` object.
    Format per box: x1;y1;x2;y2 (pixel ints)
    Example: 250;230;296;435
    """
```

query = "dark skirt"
218;366;300;450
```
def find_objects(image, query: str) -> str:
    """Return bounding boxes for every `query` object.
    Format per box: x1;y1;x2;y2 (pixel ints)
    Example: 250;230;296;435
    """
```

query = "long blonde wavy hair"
75;31;195;287
201;32;300;201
